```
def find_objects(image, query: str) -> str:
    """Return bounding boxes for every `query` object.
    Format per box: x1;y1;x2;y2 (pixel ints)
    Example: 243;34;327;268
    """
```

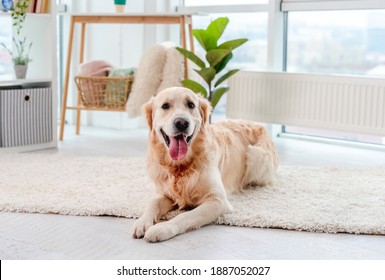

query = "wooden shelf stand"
59;13;195;140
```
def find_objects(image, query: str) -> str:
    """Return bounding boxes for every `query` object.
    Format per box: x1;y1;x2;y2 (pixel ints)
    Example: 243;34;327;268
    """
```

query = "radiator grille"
0;87;52;147
227;71;385;136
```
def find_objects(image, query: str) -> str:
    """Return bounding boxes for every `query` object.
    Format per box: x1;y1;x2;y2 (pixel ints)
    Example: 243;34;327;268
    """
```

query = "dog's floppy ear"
199;96;212;125
142;97;154;130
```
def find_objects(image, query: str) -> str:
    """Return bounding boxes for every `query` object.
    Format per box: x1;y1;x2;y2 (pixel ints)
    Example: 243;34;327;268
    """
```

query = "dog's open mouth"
161;129;193;161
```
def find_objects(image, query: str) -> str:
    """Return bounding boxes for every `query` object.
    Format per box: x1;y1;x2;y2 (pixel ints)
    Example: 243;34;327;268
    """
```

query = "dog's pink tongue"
169;135;188;160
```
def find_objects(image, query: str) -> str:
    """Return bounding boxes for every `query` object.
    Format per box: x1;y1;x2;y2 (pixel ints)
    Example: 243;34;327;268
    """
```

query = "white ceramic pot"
14;64;28;79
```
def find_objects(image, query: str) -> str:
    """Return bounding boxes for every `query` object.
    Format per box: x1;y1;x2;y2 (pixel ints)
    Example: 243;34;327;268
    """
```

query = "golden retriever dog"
132;87;278;242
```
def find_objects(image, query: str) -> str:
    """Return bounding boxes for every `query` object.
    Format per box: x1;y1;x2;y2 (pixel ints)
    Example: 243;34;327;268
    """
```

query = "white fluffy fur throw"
158;45;184;92
126;43;184;117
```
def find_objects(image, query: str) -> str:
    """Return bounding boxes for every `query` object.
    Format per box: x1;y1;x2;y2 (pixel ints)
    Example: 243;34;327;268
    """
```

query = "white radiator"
0;87;52;147
227;71;385;136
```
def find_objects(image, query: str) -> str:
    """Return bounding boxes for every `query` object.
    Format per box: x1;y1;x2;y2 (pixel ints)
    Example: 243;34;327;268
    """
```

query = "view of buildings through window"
287;10;385;77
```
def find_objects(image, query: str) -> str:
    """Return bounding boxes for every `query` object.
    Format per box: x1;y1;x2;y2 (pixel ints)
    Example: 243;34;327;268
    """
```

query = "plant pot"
14;64;28;79
114;0;126;13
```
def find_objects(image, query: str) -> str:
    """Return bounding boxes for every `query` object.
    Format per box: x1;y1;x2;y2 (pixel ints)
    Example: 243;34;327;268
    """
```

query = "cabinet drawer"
0;88;52;148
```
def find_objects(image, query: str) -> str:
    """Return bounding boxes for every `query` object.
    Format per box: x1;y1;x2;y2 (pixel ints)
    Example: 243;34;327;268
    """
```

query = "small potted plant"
176;17;248;113
1;37;33;79
114;0;126;13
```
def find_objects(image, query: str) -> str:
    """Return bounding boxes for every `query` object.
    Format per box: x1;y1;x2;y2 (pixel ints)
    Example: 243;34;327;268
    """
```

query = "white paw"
131;216;154;239
144;222;179;243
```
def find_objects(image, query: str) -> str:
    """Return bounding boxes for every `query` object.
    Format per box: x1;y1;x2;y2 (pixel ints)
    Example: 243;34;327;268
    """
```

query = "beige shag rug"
0;153;384;235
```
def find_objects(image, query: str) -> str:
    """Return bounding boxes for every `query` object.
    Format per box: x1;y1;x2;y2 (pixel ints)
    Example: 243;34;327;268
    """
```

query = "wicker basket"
74;76;134;109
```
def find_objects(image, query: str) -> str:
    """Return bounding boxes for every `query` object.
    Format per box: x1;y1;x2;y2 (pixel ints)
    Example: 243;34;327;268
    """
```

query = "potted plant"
114;0;126;13
1;37;33;79
176;17;248;111
11;0;30;35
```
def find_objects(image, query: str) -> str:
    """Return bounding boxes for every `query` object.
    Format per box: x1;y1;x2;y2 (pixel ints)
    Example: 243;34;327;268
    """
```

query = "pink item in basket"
78;60;113;107
78;60;112;77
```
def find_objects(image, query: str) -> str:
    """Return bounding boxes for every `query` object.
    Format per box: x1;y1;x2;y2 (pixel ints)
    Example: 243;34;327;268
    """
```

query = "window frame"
281;0;385;11
177;4;269;13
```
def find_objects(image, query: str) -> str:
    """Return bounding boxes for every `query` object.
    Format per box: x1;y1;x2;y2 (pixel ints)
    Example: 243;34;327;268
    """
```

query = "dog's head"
143;87;211;161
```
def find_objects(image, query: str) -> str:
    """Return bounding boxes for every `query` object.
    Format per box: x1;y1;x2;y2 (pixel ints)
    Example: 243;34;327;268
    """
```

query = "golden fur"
132;87;278;242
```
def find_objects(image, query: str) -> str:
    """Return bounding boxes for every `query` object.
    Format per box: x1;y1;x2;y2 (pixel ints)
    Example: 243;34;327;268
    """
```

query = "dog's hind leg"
243;137;278;187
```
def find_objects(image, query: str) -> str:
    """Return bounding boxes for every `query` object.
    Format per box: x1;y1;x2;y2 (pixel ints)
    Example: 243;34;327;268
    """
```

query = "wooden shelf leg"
188;16;194;54
59;16;75;141
180;16;188;79
76;22;86;135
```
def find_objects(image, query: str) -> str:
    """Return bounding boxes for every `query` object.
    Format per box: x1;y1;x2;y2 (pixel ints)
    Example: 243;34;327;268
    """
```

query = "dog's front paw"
144;222;179;243
131;217;154;239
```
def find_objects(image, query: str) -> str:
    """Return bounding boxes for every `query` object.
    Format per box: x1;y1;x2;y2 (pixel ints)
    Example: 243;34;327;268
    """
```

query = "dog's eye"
162;103;170;110
187;102;195;109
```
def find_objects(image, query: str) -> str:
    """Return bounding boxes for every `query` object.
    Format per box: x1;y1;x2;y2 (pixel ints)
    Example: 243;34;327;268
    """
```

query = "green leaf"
214;52;233;73
215;69;239;87
195;67;216;85
181;79;208;98
193;29;217;51
206;49;231;68
210;87;230;109
218;38;248;51
175;47;205;69
193;18;229;51
207;17;229;43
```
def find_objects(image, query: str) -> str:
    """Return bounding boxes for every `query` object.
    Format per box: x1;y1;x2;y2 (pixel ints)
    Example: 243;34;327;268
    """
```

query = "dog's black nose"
174;118;189;132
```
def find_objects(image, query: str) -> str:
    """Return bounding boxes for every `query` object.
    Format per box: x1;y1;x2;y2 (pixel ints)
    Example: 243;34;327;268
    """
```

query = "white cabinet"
0;82;53;148
0;2;57;152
